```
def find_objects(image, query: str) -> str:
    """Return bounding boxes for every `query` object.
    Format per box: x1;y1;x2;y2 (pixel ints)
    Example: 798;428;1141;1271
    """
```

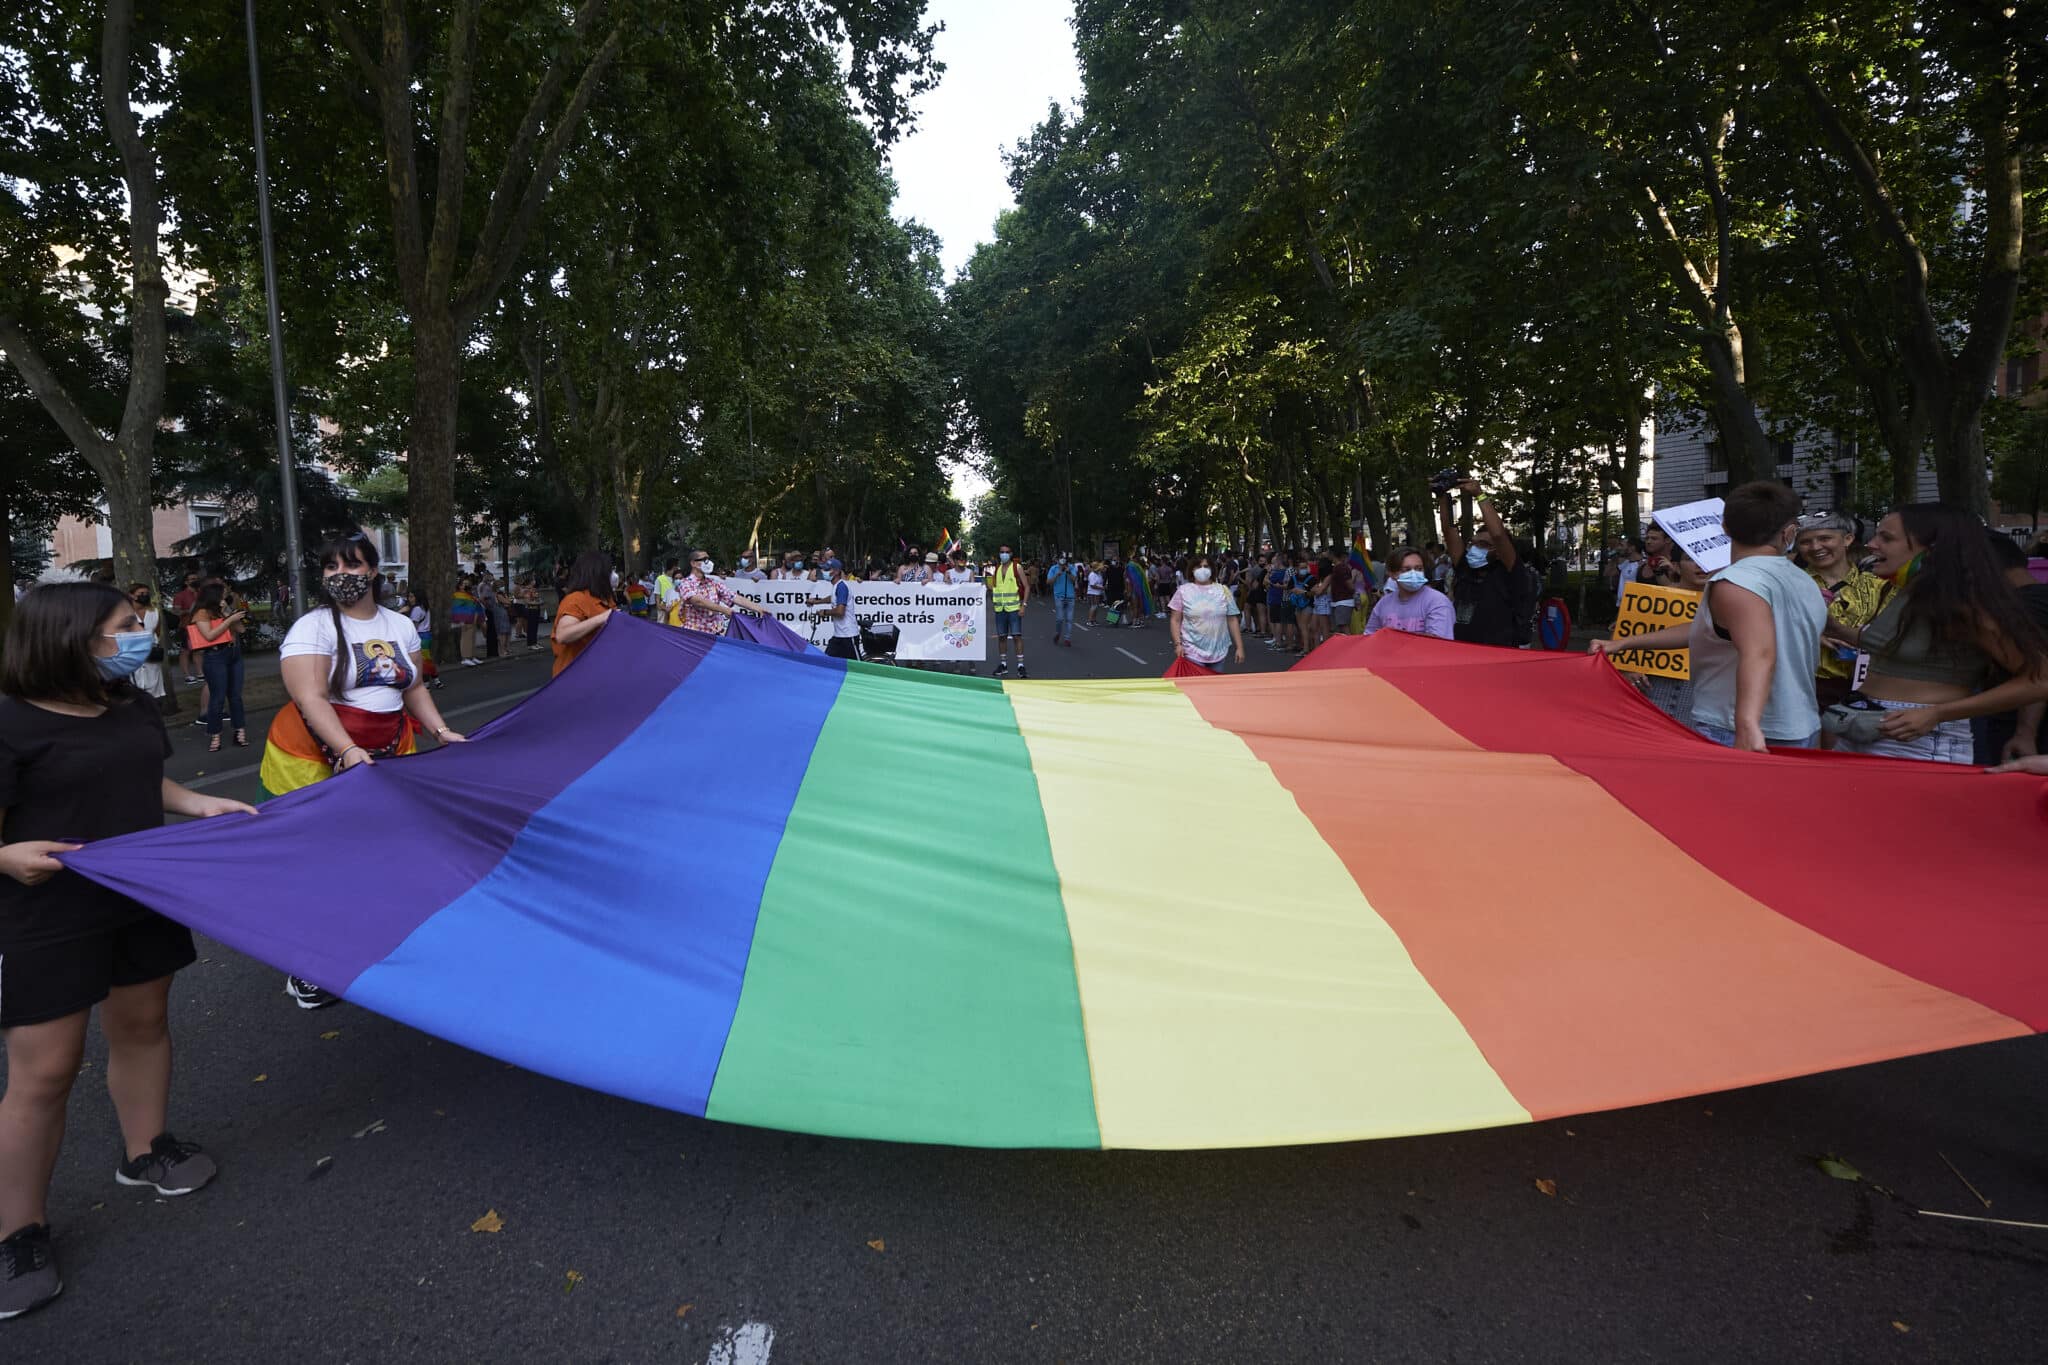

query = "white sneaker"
462;658;478;667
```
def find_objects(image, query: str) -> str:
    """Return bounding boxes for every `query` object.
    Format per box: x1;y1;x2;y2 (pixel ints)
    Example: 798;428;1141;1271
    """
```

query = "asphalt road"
8;605;2045;1364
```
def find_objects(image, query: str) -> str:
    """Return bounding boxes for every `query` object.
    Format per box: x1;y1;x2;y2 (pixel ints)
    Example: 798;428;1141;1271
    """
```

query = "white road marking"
705;1321;776;1365
1115;647;1149;666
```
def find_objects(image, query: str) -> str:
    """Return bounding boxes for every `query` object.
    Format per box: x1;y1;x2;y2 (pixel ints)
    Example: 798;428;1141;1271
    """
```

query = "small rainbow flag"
1350;532;1376;590
1125;562;1153;615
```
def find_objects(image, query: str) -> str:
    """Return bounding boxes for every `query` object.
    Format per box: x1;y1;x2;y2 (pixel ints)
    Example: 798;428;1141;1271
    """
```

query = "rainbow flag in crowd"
935;525;960;555
1350;531;1377;590
447;589;480;625
64;625;2046;1150
1125;561;1153;615
623;581;649;616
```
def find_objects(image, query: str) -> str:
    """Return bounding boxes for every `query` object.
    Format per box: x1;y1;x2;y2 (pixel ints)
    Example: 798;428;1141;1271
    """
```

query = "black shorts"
0;914;196;1028
825;636;858;659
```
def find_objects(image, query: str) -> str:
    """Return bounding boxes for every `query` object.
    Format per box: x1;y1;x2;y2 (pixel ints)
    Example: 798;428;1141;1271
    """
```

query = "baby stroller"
858;620;899;664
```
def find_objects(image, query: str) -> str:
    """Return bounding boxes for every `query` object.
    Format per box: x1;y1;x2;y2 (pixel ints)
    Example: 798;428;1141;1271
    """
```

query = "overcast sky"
886;0;1082;281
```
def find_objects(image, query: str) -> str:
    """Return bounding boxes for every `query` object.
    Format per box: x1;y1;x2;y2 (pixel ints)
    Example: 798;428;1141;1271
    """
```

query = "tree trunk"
1698;331;1775;485
409;316;461;663
611;441;647;576
0;481;11;643
1618;395;1645;543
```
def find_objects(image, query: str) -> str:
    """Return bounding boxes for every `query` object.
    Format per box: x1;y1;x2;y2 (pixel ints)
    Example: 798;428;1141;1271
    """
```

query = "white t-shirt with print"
280;606;422;713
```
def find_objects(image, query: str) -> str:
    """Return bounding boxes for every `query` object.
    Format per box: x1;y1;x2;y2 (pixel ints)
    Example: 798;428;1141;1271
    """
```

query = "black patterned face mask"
326;572;373;606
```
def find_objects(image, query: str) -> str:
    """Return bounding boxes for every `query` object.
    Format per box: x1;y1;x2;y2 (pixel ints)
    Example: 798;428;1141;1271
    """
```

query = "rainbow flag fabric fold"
1125;562;1153;616
63;623;2048;1150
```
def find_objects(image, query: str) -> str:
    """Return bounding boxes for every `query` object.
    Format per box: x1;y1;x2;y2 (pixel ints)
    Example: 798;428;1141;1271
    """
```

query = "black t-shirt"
1452;562;1516;646
0;691;171;947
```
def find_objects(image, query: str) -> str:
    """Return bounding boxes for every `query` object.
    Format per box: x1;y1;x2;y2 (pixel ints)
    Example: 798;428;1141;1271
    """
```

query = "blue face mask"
999;552;1012;563
97;630;154;680
1396;570;1428;592
1465;545;1490;569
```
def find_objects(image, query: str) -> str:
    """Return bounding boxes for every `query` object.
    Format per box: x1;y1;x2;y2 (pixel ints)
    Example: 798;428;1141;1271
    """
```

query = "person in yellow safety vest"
988;544;1030;678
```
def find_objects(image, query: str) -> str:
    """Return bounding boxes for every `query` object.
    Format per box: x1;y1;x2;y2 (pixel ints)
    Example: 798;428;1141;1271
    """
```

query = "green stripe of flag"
706;663;1100;1147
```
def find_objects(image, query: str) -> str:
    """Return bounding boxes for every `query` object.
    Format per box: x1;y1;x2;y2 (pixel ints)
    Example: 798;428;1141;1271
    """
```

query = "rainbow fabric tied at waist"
258;702;417;800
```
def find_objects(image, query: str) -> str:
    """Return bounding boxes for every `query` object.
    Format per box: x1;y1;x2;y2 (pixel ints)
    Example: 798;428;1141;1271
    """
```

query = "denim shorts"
994;611;1022;637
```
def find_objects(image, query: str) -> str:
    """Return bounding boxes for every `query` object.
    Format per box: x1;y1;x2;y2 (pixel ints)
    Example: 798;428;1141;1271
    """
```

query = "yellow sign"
1609;582;1700;680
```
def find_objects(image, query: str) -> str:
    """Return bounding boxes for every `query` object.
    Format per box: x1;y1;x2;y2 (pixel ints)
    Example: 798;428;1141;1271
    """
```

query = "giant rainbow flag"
65;621;2048;1150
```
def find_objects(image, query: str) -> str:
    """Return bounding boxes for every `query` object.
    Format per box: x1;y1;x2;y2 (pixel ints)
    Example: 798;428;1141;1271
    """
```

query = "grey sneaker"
115;1133;217;1197
0;1224;60;1320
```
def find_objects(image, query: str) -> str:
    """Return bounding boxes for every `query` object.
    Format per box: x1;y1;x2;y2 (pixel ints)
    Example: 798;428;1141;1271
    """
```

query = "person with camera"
1435;473;1522;647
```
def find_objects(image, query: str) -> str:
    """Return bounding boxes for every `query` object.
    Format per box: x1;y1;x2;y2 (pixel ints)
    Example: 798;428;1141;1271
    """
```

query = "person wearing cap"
807;556;861;659
1795;512;1888;715
674;552;767;638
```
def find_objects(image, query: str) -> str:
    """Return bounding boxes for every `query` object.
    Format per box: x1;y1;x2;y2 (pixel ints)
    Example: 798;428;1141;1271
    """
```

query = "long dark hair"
0;580;136;706
1891;503;2048;665
190;581;228;620
562;551;616;606
314;531;382;698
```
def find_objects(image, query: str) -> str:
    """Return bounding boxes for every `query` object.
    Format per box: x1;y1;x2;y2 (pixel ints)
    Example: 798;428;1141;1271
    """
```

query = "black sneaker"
994;662;1008;676
285;975;338;1011
115;1133;217;1197
0;1224;60;1320
1016;664;1029;679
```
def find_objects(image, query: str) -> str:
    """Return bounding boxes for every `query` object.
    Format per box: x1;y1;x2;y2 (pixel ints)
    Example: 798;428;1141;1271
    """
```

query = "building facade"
1652;415;1940;518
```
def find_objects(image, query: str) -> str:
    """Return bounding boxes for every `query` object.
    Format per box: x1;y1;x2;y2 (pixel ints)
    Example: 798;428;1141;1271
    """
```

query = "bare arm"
1711;582;1776;751
162;779;256;819
1437;495;1464;559
1592;623;1693;655
553;609;611;645
1470;483;1518;572
402;668;463;743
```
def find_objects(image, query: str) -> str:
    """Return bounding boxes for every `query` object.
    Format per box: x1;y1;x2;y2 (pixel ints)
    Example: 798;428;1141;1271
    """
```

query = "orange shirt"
551;591;613;676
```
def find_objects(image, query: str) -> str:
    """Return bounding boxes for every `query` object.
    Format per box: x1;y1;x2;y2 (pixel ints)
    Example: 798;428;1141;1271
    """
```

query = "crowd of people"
1592;483;2048;767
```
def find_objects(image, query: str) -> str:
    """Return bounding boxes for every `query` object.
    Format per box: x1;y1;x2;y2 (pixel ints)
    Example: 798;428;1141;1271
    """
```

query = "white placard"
1652;498;1731;575
719;578;988;661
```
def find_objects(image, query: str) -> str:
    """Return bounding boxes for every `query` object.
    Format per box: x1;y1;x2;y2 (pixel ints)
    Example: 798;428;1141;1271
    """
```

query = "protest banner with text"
1609;582;1701;680
724;578;988;661
1651;498;1730;574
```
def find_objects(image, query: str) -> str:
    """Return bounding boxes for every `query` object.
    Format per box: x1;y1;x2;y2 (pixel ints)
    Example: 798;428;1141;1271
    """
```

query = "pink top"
1363;587;1454;640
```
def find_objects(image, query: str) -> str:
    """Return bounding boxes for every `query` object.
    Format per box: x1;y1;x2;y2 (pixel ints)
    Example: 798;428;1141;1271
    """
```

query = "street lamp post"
245;0;305;620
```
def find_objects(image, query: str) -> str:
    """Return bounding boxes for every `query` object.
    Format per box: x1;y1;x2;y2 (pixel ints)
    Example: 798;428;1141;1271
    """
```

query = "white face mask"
698;560;714;576
1193;567;1213;583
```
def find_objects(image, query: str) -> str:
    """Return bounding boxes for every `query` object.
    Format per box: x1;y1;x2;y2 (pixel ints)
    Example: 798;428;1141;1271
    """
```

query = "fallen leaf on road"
563;1270;583;1293
676;1304;694;1320
471;1209;505;1233
320;1030;341;1041
1534;1179;1558;1198
90;1202;105;1212
1892;1321;1911;1333
867;1238;886;1252
351;1119;386;1139
1817;1156;1862;1182
251;1073;268;1083
308;1157;334;1181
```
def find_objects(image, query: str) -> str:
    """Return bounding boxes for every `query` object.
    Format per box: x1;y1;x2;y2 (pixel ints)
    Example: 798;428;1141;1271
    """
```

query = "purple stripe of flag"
64;617;709;991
